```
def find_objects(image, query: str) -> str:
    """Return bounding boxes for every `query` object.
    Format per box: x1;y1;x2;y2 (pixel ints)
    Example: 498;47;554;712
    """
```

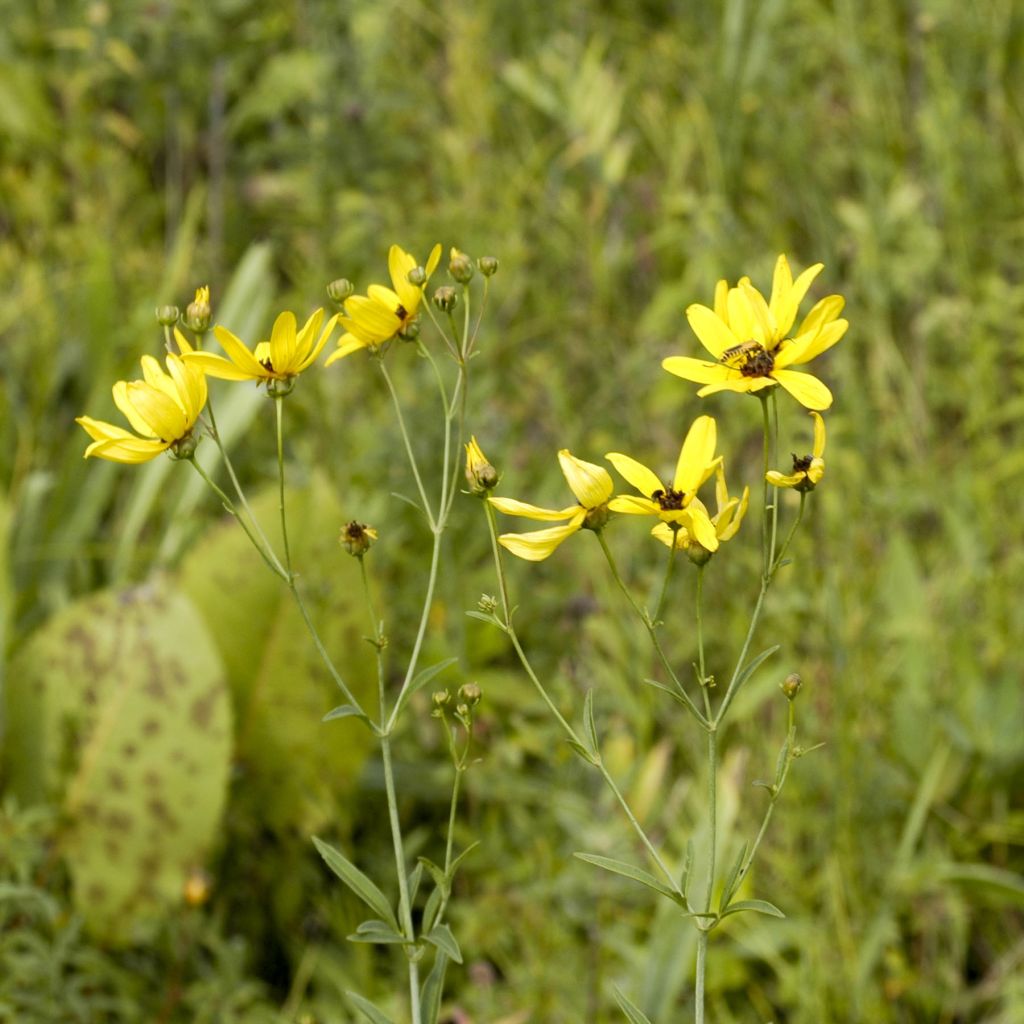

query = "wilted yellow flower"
489;450;613;561
325;244;442;365
76;332;207;464
605;416;722;552
663;255;847;411
183;309;337;386
341;520;378;557
767;412;826;491
651;464;749;554
465;436;498;494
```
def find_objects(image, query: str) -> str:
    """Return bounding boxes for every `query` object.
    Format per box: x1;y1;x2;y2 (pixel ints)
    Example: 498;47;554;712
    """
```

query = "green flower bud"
686;543;714;567
458;682;482;707
448;248;475;284
398;318;421;341
327;278;354;304
781;673;802;701
184;286;211;333
168;433;200;461
477;256;499;277
582;504;610;532
407;266;427;287
156;305;180;326
477;594;498;613
433;286;459;312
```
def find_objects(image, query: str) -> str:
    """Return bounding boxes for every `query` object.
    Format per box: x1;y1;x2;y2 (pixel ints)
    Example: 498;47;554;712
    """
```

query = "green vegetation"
2;0;1022;1021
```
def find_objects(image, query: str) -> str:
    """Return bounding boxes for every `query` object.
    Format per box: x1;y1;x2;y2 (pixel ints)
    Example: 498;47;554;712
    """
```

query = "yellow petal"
182;350;258;381
558;450;612;508
713;278;729;322
661;356;735;385
608;495;662;516
605;453;663;498
717;486;749;541
113;380;158;437
766;470;801;488
686;504;719;551
296;311;338;371
651;522;689;550
673;415;716;494
172;327;194;356
807;457;826;484
388;246;420;312
344;295;402;342
165;353;205;424
324;332;369;366
77;415;138;444
811;411;826;458
772;369;833;410
697;377;771;398
738;282;774;345
84;436;169;464
497;514;585;561
768;255;793;324
798;294;844;336
774;260;823;336
267;311;297;375
726;286;763;345
488;497;577;522
213;326;268;378
686;304;740;359
125;381;187;441
424;243;442;280
792;318;848;364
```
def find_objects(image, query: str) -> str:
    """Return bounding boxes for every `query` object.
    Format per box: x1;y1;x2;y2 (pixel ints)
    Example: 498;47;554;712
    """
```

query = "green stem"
768;389;780;565
596;532;710;730
696;565;711;720
275;396;292;577
379;359;435;527
770;491;807;577
695;932;708;1024
653;537;678;623
759;393;772;579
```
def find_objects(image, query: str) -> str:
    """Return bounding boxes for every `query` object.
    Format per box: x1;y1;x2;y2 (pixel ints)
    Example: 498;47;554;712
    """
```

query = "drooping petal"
685;503;720;551
766;470;803;488
662;356;734;385
608;495;662;516
605;453;664;498
807;458;826;484
324;332;369;366
696;377;765;398
686;304;740;359
673;415;717;494
84;436;170;464
488;497;578;522
651;522;690;549
772;369;833;410
558;450;612;507
497;512;585;561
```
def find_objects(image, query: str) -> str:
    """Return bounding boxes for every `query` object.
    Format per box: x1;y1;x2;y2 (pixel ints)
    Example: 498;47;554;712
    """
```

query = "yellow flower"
489;450;613;561
325;244;442;366
766;412;826;491
183;308;338;385
465;436;498;494
76;332;207;464
651;464;749;553
605;415;722;552
662;255;848;411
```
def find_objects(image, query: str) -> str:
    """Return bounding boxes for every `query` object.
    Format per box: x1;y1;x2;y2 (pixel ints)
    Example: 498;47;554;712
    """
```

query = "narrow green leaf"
613;987;655;1024
643;677;695;710
567;739;599;765
422;884;443;935
312;837;398;930
680;839;695;901
322;703;367;723
720;898;785;919
583;689;599;755
394;657;459;717
933;862;1024;904
346;991;395;1024
447;840;481;880
418;856;447;891
348;919;409;945
574;853;682;904
420;951;449;1024
719;842;748;910
732;645;781;695
408;862;424;906
425;923;463;964
465;610;504;629
390;491;426;515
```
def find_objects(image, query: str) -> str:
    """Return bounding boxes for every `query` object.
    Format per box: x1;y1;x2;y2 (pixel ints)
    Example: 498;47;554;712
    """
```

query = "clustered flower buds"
477;594;498;613
341;520;378;558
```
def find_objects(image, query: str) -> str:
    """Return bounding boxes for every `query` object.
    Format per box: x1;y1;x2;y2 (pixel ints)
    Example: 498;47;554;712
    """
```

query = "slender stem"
759;394;772;579
275;396;292;577
596;532;709;730
713;582;768;726
771;490;807;576
444;761;463;877
379;359;435;527
484;506;682;895
695;932;708;1024
702;728;718;917
653;537;678;623
768;390;780;565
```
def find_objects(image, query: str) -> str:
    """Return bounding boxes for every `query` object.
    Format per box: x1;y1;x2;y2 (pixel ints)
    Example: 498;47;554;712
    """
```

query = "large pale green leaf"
178;472;375;836
4;581;231;943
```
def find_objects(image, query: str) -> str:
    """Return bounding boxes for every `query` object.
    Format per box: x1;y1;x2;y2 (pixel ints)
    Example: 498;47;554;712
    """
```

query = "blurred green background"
2;0;1023;1021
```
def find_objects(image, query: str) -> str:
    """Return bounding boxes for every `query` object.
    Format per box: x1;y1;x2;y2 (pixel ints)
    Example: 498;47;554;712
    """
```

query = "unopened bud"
156;305;180;326
433;286;458;312
686;543;713;567
582;504;610;532
477;256;499;277
184;286;211;333
458;682;482;707
341;520;378;557
465;436;499;495
407;266;427;287
327;278;354;304
398;318;421;341
168;433;199;461
448;248;474;284
477;594;498;613
781;673;802;701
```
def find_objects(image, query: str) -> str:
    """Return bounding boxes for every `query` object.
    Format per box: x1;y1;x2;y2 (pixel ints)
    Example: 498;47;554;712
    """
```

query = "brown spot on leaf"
190;686;219;729
142;718;161;736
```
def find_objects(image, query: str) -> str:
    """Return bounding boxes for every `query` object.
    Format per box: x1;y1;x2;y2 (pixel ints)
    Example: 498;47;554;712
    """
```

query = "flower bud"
781;673;802;701
686;543;713;567
582;504;610;532
477;256;499;277
458;682;482;707
465;436;499;495
477;594;498;613
341;520;378;558
184;286;211;333
448;248;474;284
156;305;180;326
398;318;420;342
168;433;199;461
432;689;451;707
433;285;459;312
327;278;354;304
407;266;427;287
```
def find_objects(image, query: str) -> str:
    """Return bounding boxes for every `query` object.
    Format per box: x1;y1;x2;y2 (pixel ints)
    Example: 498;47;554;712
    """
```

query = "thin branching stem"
379;359;435;528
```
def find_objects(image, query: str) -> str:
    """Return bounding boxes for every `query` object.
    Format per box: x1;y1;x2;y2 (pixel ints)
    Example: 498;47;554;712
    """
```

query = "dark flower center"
792;453;813;472
651;487;687;510
720;340;775;378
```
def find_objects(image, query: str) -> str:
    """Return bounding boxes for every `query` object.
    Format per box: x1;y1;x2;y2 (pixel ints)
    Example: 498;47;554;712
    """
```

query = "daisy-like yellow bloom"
182;308;338;386
489;450;613;561
663;255;848;411
325;244;442;366
605;415;722;552
651;465;749;554
767;411;826;491
76;332;207;464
